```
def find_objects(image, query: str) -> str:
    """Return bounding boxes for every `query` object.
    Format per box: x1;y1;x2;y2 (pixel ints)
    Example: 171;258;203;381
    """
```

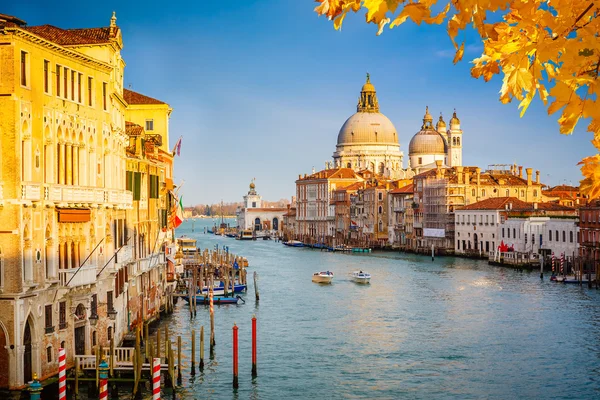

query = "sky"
6;1;594;206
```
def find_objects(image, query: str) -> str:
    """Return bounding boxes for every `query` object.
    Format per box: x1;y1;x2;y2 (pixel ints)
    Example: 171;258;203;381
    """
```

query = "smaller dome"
249;181;255;189
409;130;447;155
436;114;446;128
362;82;375;92
450;109;460;125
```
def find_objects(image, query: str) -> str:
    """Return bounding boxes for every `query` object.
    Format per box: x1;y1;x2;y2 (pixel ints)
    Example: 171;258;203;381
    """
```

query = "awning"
57;208;91;223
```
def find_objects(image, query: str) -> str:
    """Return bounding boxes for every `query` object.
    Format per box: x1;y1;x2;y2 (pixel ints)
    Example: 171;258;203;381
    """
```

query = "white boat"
352;270;371;284
312;271;334;284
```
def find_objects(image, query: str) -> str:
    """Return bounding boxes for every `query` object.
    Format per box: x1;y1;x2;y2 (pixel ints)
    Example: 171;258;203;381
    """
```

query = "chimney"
518;166;523;178
535;170;540;184
456;166;464;184
476;167;481;186
526;168;532;186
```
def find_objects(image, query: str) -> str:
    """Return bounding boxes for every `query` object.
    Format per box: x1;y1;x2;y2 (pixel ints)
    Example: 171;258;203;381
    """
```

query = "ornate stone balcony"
37;184;133;209
59;264;97;288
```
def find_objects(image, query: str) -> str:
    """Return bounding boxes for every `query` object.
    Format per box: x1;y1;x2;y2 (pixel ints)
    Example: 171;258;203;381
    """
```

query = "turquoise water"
116;218;600;398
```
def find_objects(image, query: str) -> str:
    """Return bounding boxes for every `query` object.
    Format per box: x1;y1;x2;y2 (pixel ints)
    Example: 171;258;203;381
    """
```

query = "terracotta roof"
125;121;144;136
24;24;118;46
457;197;575;212
390;184;414;194
299;168;361;181
414;166;541;187
0;13;26;26
123;88;166;105
546;184;579;192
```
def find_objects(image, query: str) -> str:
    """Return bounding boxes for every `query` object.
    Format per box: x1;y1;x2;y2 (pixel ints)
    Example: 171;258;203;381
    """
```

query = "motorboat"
312;271;334;284
283;240;304;247
199;282;247;295
352;270;371;284
183;295;244;305
238;229;254;240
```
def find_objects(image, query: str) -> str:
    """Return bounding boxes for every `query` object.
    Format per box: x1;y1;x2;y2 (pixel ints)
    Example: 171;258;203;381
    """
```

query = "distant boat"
183;295;244;305
199;283;247;294
283;240;304;247
238;229;254;240
312;271;334;284
351;271;371;284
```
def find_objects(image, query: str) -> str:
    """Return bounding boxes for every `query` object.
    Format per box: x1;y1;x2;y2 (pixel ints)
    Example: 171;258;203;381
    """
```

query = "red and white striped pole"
152;357;161;400
561;252;565;275
551;253;555;273
98;358;108;400
58;348;66;400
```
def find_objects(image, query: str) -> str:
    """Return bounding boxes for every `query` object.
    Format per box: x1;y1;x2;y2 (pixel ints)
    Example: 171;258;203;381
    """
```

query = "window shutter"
133;172;141;201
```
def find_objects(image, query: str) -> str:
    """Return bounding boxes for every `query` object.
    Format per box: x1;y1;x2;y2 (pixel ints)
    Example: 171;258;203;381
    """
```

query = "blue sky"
7;1;593;205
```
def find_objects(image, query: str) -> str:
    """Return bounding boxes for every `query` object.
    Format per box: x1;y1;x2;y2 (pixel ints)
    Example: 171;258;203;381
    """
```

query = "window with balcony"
45;304;54;333
107;290;114;312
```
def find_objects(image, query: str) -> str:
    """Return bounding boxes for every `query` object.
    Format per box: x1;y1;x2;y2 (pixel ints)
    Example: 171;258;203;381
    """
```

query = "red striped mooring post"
98;357;108;400
152;357;161;400
233;323;239;388
58;347;66;400
251;315;257;377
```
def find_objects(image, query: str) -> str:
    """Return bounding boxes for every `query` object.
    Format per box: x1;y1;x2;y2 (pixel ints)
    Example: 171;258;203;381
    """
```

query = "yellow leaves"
579;155;600;199
518;87;536;117
390;3;429;28
471;55;500;82
453;42;464;64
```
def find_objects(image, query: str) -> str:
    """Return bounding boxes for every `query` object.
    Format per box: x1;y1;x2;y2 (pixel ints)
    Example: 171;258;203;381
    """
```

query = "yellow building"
0;12;175;389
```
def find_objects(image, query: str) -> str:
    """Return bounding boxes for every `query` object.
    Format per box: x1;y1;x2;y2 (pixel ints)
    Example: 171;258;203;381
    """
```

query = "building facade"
0;13;175;388
236;181;287;234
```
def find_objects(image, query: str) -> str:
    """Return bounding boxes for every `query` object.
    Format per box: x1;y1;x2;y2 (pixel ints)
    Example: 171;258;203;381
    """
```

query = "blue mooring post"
28;373;43;400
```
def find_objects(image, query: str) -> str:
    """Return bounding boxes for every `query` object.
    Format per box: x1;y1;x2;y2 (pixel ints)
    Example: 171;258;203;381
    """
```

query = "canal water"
78;218;600;399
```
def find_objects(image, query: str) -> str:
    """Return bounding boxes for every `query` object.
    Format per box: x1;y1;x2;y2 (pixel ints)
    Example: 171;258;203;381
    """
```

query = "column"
58;142;66;185
65;144;72;185
73;146;79;186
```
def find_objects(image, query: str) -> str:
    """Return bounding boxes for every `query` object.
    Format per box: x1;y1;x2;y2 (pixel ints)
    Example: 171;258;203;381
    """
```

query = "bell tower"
447;109;463;167
357;73;380;113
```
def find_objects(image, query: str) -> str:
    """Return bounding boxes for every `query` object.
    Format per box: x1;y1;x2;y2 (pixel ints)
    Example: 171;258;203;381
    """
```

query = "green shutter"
126;171;133;191
133;172;141;201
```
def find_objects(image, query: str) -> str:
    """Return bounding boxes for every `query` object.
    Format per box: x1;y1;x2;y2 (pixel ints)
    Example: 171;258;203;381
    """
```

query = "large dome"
409;129;447;155
337;112;399;145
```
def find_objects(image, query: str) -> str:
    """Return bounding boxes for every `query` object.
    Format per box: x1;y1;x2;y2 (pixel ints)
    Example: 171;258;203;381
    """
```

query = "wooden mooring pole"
200;326;205;371
254;271;260;302
177;336;182;384
191;329;196;375
252;315;257;378
233;323;239;389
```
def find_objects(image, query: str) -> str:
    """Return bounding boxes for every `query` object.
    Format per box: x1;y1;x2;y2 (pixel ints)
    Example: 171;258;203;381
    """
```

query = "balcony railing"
115;244;134;265
37;184;133;208
59;264;97;287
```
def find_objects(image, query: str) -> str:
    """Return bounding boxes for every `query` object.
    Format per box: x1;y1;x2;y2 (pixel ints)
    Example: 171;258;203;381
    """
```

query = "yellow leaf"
391;2;430;27
424;3;450;25
519;87;536;117
453;42;464;64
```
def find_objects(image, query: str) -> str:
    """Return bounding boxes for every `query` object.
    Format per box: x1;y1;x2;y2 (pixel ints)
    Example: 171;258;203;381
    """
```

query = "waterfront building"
349;181;394;247
388;183;414;249
455;197;577;258
0;12;175;388
413;163;545;253
295;168;364;243
282;204;297;241
408;107;463;173
123;88;175;336
331;182;363;245
236;181;287;235
577;201;600;270
542;184;584;207
332;75;413;179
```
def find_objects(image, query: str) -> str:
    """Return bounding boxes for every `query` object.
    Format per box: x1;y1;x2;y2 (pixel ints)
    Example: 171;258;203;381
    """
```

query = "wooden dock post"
254;271;260;302
74;357;79;395
95;345;100;388
133;328;141;396
200;326;205;371
252;315;257;378
144;323;149;361
177;336;182;383
168;343;175;388
109;338;114;377
165;326;169;363
210;287;216;358
233;323;239;388
191;330;196;375
156;328;161;361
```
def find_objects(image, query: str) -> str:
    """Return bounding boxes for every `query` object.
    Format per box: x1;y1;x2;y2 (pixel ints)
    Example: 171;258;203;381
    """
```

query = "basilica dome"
409;106;447;155
337;112;398;145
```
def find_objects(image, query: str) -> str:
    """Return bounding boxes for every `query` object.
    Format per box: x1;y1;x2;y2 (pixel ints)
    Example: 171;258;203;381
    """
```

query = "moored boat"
238;229;254;240
283;240;304;247
351;270;371;284
312;271;334;284
183;295;244;305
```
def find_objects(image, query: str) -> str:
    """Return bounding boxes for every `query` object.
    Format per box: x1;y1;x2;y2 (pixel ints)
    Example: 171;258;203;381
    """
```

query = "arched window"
482;189;486;196
505;189;509;196
273;218;279;231
562;231;566;242
570;231;573;243
457;137;460;146
549;230;552;241
378;206;383;214
533;190;538;197
378;220;383;232
346;162;351;168
472;189;476;196
520;190;524;197
379;162;385;175
254;218;261;231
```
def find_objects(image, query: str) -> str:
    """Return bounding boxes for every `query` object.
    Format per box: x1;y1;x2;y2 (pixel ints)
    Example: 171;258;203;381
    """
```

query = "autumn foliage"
314;0;600;198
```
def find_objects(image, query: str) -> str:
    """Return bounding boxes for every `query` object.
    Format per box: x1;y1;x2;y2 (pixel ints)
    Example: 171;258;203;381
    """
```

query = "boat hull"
352;277;370;284
312;276;333;284
183;295;241;304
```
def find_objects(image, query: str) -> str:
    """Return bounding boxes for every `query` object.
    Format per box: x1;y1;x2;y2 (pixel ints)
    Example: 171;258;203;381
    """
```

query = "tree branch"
553;2;596;40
